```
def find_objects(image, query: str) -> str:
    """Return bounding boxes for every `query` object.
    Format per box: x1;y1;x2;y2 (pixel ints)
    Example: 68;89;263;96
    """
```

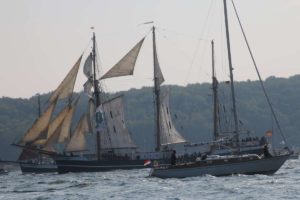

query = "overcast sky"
0;0;299;98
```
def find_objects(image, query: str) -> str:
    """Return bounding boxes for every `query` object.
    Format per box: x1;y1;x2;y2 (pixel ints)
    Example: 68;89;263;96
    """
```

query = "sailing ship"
54;27;186;173
150;0;290;178
13;55;83;173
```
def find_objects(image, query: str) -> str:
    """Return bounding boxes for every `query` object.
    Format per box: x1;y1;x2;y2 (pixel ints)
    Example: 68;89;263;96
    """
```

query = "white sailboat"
150;0;290;178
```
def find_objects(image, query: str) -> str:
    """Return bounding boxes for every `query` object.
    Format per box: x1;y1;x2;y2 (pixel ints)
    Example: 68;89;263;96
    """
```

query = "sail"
87;99;95;133
65;115;89;152
153;33;165;86
83;53;93;78
43;122;63;152
100;96;137;149
49;55;82;103
100;38;145;80
159;92;186;145
43;97;80;151
18;101;57;145
58;98;79;143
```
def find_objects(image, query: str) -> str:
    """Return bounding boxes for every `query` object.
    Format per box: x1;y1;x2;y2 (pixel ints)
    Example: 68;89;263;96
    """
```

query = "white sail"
65;115;89;152
154;53;165;86
100;38;145;80
83;53;93;78
49;55;82;103
99;96;137;149
159;91;186;145
18;100;57;145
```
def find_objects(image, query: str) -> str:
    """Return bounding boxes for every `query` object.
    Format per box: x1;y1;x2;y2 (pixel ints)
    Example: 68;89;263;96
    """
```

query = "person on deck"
263;144;272;158
171;150;176;165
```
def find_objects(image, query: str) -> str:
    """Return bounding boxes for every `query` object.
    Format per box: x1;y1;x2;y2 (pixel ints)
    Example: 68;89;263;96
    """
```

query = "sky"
0;0;299;98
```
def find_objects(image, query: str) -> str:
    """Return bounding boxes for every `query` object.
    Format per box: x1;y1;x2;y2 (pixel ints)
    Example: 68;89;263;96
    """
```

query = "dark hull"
150;154;289;178
55;158;165;174
20;163;57;174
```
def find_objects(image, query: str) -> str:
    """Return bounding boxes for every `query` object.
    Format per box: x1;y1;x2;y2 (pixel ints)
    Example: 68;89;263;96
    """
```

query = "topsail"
100;38;145;80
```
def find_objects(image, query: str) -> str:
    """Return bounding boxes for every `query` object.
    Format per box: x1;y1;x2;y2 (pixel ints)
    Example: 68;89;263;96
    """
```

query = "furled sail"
159;92;186;145
18;100;57;145
99;96;137;149
49;55;82;103
100;38;145;80
65;115;89;152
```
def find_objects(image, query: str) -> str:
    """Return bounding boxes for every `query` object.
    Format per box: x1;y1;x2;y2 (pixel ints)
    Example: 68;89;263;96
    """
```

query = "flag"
265;130;273;137
143;160;151;166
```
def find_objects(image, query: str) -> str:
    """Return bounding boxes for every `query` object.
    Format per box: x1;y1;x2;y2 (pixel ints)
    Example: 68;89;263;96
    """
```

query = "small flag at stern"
144;160;151;166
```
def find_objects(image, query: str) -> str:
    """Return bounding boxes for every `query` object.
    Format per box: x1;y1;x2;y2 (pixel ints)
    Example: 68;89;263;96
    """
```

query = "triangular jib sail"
49;55;83;103
100;38;145;80
18;100;57;145
65;114;90;152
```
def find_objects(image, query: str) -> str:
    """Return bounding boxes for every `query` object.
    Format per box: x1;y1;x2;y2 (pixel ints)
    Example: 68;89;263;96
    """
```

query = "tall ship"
52;27;187;173
151;0;290;178
12;55;83;173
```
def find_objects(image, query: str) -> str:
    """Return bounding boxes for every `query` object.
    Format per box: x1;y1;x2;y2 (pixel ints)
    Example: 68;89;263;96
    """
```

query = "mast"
223;0;239;149
37;93;41;117
211;40;218;141
92;32;102;160
152;26;161;152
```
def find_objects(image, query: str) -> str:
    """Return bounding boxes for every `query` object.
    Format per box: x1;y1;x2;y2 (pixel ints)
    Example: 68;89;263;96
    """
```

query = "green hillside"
1;75;300;160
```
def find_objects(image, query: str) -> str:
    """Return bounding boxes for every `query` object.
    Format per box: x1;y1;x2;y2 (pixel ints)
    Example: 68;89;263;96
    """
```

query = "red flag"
143;160;151;166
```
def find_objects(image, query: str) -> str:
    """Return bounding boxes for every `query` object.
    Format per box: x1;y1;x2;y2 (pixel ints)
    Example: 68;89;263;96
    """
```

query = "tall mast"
152;26;161;152
211;40;219;141
92;32;102;160
37;93;41;117
223;0;239;149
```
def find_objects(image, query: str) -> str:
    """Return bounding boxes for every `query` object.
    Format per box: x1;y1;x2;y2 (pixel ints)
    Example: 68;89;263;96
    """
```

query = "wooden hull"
150;154;289;178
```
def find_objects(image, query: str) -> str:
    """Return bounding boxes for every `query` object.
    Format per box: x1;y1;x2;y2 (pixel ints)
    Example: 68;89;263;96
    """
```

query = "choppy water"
0;159;299;200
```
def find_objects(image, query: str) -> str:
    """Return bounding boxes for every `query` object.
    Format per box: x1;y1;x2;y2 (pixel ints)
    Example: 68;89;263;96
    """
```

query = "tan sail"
100;38;145;80
159;91;186;145
18;100;57;145
49;55;82;103
65;115;89;152
100;96;137;149
43;97;80;151
58;97;80;143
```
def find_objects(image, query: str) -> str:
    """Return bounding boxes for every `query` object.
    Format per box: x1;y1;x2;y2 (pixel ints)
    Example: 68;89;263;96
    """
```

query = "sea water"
0;159;299;200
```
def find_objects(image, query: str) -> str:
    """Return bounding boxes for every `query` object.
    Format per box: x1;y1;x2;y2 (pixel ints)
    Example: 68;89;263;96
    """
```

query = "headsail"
100;38;145;80
159;91;186;145
18;100;57;145
100;96;137;149
65;115;89;152
49;55;83;103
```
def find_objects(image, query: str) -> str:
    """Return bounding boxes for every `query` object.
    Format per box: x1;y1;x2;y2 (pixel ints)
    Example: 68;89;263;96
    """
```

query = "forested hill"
1;75;300;160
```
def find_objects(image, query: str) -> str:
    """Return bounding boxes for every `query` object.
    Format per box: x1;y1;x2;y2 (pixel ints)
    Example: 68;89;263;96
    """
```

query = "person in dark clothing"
263;144;272;158
171;150;176;165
